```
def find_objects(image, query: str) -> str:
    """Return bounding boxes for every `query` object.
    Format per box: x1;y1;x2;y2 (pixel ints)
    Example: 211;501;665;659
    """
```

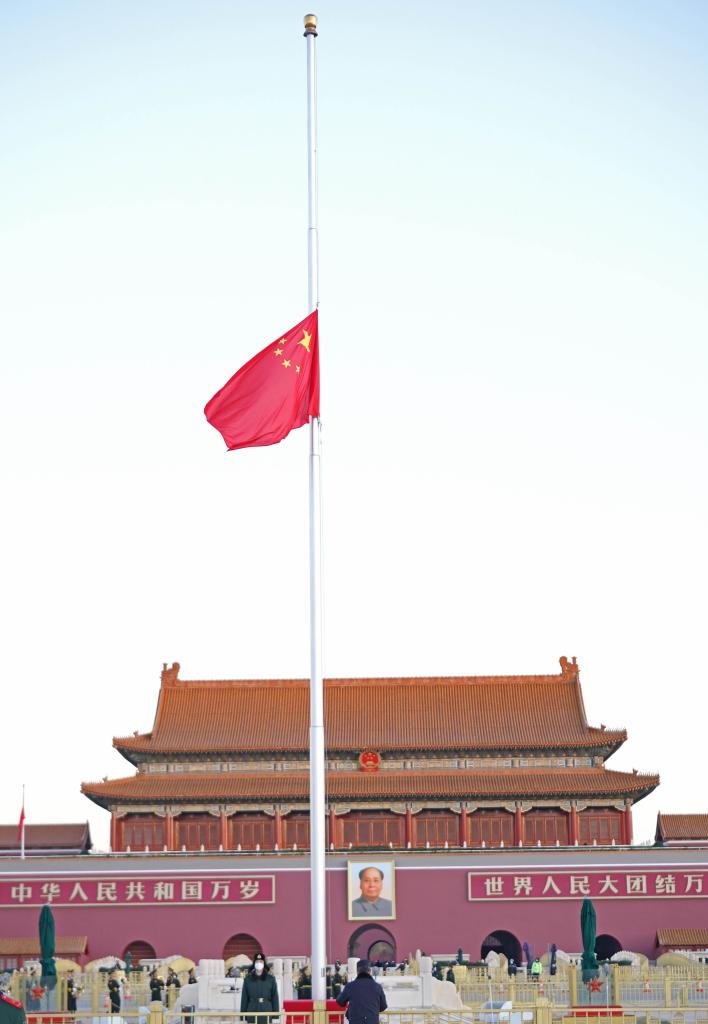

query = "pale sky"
1;1;706;851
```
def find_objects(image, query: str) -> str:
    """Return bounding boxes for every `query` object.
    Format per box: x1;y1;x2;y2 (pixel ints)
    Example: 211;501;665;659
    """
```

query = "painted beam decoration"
468;869;707;900
0;873;275;907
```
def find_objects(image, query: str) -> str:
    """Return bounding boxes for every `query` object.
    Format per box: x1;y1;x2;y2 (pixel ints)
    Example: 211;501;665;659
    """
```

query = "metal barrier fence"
551;1008;708;1024
459;970;708;1010
459;982;572;1007
12;968;708;1019
12;975;163;1015
19;1009;708;1024
13;966;708;1008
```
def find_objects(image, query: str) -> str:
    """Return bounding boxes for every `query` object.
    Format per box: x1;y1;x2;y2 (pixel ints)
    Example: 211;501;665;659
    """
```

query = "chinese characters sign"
468;870;708;901
0;874;274;908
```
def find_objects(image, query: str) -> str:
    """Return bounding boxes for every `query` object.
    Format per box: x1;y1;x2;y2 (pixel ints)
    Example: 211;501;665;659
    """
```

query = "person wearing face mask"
240;953;279;1024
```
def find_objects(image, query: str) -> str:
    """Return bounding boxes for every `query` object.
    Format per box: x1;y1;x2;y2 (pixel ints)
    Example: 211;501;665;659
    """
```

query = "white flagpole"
20;784;26;860
304;12;326;1002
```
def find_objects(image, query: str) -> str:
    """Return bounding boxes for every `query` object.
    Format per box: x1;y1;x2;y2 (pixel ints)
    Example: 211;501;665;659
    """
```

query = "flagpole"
304;12;326;1002
20;784;26;860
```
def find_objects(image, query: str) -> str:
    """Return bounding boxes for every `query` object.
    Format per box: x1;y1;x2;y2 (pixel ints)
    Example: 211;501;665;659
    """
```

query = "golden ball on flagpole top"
304;13;318;35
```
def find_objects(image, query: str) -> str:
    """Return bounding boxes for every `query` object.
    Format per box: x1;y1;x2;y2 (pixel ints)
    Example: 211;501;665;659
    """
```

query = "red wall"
1;850;705;963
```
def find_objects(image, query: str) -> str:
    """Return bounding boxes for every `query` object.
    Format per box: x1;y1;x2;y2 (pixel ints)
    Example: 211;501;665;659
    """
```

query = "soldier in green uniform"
67;972;78;1013
296;965;312;1000
0;976;27;1024
331;965;344;998
240;954;279;1024
107;971;121;1014
165;968;181;1008
149;971;164;1004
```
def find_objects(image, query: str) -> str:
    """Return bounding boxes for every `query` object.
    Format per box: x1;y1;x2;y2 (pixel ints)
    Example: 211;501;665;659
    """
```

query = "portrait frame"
347;857;396;921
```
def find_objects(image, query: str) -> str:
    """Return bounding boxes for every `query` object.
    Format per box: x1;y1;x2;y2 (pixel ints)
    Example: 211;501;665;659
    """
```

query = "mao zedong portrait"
351;865;393;918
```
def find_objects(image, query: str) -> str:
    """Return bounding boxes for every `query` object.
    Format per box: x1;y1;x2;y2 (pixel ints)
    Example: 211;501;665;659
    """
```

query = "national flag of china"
18;802;25;842
204;311;319;450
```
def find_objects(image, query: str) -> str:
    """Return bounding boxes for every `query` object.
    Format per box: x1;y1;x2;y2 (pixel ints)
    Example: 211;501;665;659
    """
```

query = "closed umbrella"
522;942;531;971
39;904;56;980
38;903;57;1009
580;898;599;982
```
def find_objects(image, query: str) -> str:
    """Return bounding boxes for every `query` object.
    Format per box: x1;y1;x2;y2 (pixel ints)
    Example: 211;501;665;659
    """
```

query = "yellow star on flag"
203;309;318;451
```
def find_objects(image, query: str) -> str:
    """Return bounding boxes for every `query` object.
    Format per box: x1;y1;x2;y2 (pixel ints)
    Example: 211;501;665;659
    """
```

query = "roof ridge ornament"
559;655;579;679
161;662;181;686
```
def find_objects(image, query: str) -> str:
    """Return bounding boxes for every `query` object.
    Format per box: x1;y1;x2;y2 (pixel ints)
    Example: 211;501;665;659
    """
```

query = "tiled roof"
656;928;708;948
0;823;91;852
0;937;87;955
114;660;627;758
81;766;658;808
656;814;708;842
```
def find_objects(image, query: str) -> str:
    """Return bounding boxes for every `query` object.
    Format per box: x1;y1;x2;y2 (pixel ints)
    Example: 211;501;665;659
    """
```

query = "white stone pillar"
271;958;283;1005
420;956;433;1008
283;959;294;1000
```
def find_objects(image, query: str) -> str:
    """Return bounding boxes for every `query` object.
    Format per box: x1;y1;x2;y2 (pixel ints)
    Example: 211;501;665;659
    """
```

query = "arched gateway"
223;933;262;960
595;934;622;960
481;930;522;965
123;940;156;962
348;924;396;962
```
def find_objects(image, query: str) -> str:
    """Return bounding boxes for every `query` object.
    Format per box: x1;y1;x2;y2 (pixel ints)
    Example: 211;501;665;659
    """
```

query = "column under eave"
405;806;413;847
569;803;579;845
110;812;118;852
274;807;283;849
220;810;228;850
624;801;633;845
459;806;468;846
166;812;174;851
514;804;523;846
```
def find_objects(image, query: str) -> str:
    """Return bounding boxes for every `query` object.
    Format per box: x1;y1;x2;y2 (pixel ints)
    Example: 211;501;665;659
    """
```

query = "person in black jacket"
240;953;279;1024
336;960;387;1024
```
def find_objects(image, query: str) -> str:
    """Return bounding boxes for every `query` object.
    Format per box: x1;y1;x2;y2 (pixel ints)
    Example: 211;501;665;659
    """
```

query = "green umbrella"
39;904;57;980
580;897;599;983
125;952;133;975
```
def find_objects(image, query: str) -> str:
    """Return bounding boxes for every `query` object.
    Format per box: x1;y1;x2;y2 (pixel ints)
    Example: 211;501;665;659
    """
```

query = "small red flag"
205;311;319;450
18;802;25;843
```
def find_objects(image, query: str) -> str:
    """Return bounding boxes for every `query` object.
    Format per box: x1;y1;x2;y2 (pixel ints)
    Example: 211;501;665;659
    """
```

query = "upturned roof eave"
112;734;628;759
81;769;660;809
624;776;660;804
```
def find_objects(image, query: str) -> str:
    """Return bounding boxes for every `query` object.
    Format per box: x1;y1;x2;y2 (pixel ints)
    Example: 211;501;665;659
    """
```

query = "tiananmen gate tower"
1;656;705;969
81;657;657;853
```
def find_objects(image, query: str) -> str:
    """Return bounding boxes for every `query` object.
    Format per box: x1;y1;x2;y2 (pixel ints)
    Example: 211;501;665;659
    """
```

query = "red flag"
18;802;25;843
205;311;319;450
